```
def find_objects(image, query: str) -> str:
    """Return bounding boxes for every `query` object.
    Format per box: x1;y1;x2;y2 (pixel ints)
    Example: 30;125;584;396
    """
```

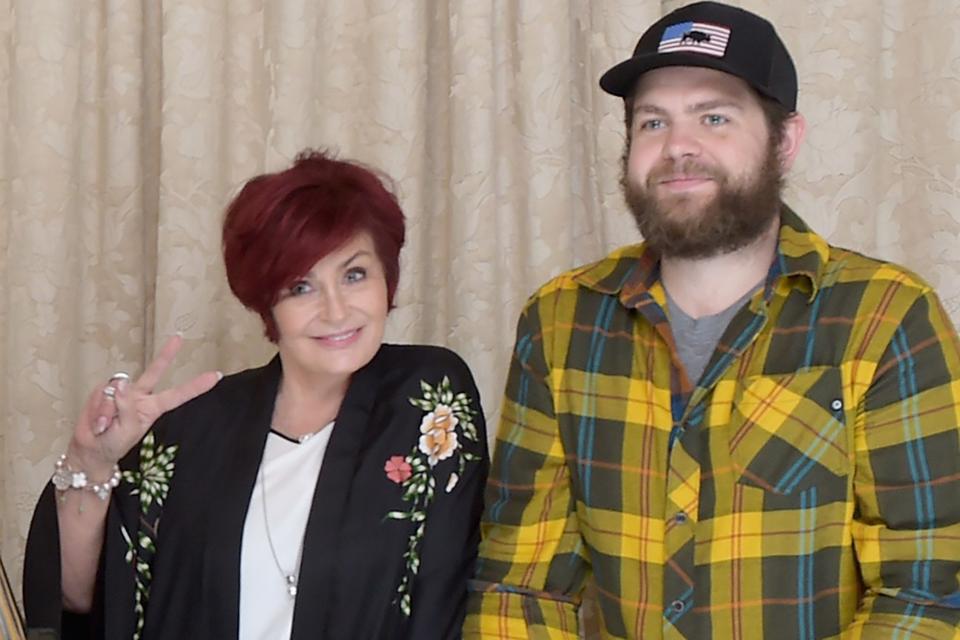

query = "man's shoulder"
527;244;646;305
823;243;933;297
782;207;933;298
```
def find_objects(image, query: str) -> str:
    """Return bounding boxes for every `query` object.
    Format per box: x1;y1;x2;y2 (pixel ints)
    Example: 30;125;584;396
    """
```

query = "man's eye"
639;119;665;131
345;267;367;283
703;114;729;126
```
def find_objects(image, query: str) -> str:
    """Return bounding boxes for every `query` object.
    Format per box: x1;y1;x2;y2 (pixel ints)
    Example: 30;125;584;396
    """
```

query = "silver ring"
102;371;129;399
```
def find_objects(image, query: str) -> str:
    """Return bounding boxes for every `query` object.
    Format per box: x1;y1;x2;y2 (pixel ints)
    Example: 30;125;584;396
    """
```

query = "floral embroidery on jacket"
119;432;178;640
384;376;480;616
384;455;413;484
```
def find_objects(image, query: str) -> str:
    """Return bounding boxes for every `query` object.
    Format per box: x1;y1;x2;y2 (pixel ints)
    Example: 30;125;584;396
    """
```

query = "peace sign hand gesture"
67;335;222;478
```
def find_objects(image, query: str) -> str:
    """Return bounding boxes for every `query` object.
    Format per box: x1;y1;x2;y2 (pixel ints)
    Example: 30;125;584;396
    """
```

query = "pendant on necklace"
285;574;298;598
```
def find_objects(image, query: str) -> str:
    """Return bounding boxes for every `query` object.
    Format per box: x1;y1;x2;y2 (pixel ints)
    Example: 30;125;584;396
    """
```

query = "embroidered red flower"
384;455;413;484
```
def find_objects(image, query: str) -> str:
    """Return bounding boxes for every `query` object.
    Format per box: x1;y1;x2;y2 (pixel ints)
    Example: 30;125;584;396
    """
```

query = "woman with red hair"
23;150;488;639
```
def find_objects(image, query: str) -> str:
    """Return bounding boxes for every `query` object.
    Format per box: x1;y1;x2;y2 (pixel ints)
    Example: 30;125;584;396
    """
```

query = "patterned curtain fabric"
1;2;958;625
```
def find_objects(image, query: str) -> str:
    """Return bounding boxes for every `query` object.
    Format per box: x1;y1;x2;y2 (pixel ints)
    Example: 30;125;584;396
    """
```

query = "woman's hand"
67;335;221;476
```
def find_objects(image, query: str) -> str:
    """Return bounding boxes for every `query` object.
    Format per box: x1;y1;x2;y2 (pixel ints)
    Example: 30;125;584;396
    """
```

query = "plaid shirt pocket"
728;367;850;496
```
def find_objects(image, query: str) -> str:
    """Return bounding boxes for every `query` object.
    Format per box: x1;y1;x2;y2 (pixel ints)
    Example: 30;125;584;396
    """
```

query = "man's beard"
622;143;784;259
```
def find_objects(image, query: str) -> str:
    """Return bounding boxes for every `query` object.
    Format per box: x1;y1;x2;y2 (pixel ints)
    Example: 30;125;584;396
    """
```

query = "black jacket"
24;344;488;639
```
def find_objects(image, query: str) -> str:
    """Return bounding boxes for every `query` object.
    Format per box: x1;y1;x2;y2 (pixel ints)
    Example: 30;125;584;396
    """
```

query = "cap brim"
600;52;765;100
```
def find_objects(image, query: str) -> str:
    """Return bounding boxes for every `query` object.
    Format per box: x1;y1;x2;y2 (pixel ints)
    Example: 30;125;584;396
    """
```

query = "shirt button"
670;599;685;613
830;398;843;412
674;511;688;525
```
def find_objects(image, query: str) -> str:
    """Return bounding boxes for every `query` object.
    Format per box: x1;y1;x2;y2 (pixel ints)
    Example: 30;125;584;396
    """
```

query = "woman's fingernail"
116;379;128;393
95;416;109;435
216;371;224;381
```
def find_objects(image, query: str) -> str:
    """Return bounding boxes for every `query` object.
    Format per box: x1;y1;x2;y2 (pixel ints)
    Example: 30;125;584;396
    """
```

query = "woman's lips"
313;327;362;347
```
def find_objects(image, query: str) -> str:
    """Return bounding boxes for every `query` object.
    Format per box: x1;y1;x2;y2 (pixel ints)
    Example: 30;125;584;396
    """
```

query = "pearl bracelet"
51;454;122;501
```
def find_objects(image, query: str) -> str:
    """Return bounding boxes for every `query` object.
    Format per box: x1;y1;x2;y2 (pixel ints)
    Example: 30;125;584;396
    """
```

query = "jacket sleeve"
22;484;99;640
846;289;960;637
23;410;183;640
463;304;588;639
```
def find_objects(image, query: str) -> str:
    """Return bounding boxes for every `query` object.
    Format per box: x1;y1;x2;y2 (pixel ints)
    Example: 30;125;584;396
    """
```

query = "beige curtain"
1;0;958;611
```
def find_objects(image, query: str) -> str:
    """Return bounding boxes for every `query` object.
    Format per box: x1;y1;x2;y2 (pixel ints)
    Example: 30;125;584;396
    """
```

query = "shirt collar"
572;204;829;307
769;204;829;301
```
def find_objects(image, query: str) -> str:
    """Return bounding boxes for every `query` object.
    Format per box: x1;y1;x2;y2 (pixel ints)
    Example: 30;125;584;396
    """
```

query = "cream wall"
1;0;958;601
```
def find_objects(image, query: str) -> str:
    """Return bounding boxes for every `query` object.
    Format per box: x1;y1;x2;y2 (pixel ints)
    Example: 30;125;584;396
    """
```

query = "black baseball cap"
599;1;797;111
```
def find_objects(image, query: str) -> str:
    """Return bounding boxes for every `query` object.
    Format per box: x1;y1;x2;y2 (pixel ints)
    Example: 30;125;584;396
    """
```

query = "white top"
238;423;334;640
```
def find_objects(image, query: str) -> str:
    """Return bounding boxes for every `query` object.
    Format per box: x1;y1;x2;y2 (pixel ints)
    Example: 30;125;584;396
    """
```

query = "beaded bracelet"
51;454;122;500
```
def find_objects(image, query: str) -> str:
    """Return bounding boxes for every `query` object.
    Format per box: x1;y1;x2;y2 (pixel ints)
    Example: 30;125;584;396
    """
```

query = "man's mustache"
646;161;724;186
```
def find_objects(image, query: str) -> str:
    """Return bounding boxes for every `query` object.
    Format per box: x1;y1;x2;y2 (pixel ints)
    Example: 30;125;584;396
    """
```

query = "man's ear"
777;112;806;172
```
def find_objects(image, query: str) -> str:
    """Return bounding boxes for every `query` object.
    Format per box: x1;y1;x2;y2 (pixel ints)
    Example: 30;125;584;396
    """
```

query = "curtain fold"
2;1;959;611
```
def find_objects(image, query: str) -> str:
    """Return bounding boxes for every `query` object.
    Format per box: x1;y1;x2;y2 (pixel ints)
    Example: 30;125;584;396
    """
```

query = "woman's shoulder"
376;343;473;375
372;344;481;406
212;359;279;396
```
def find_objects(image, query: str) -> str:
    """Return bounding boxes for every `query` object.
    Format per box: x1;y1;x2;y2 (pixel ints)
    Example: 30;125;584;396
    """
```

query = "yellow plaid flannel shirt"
465;207;960;639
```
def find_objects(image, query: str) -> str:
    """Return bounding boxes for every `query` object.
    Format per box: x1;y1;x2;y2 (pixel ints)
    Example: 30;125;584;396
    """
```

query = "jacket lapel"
290;350;385;637
203;357;280;638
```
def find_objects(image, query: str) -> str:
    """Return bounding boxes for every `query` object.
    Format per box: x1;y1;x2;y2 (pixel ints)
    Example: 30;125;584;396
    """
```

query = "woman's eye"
289;280;312;296
345;267;367;284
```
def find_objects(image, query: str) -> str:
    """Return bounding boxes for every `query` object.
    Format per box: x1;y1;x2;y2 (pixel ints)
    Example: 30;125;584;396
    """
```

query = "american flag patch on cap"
658;22;730;57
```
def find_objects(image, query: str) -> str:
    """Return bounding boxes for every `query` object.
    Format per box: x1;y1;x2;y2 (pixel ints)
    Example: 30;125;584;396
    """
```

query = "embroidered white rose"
418;404;460;466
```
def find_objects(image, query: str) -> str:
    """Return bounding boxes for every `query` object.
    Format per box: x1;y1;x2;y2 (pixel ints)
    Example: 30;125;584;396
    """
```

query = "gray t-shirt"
665;285;759;384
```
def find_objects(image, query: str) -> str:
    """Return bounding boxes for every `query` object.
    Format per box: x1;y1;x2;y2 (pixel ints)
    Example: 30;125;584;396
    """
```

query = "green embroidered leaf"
123;432;178;636
408;398;430;411
392;376;482;618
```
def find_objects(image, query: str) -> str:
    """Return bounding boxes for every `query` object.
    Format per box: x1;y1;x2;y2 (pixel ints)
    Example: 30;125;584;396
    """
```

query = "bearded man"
465;2;960;639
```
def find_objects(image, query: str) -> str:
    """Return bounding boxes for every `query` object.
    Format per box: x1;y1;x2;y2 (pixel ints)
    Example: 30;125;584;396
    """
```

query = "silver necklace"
258;458;305;599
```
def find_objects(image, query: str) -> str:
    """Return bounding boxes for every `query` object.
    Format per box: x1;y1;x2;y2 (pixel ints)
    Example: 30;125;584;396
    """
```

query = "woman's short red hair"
222;149;405;342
